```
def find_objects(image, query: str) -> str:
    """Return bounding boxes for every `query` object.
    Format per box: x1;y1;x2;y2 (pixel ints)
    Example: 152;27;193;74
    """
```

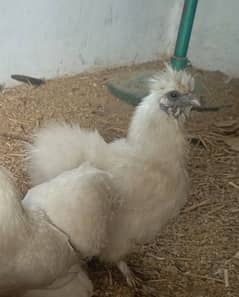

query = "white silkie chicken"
0;163;115;296
26;64;200;285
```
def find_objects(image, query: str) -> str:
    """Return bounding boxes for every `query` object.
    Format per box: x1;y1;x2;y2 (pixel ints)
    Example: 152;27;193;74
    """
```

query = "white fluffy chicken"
26;64;200;285
0;164;113;297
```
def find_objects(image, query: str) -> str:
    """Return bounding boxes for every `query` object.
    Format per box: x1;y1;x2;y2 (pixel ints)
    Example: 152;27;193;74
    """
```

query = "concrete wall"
0;0;176;85
190;0;239;77
0;0;238;85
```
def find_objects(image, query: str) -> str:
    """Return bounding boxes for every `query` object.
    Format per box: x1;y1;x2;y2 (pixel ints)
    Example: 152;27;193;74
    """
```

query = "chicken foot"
117;261;159;295
117;261;142;288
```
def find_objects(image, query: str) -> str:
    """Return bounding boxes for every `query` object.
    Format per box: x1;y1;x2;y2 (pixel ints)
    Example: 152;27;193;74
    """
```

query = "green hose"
171;0;198;70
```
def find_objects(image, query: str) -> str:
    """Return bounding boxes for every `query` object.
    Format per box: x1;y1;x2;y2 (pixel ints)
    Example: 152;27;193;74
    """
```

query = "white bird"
0;165;96;297
26;64;200;285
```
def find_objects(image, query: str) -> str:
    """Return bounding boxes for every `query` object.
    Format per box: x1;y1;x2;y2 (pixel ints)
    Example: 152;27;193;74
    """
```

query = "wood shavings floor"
0;61;238;297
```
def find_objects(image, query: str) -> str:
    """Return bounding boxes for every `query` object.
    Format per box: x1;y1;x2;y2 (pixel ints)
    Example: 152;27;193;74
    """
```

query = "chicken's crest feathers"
149;63;195;94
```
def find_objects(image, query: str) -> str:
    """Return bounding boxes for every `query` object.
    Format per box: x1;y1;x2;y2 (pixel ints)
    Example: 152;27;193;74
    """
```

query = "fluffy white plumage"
23;162;116;258
26;64;198;281
0;166;94;297
22;264;93;297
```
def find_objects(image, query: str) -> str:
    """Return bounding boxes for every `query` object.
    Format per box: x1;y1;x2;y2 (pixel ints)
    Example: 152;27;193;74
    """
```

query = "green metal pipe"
171;0;198;70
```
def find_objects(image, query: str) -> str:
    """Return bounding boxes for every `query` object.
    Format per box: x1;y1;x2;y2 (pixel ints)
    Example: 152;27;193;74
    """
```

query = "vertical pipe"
171;0;198;70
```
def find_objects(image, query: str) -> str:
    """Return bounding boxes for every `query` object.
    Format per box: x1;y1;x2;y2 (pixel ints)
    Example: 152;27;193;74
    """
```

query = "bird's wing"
23;163;115;258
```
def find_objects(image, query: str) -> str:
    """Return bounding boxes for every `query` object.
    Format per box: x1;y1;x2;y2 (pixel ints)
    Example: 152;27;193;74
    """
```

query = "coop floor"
1;61;239;297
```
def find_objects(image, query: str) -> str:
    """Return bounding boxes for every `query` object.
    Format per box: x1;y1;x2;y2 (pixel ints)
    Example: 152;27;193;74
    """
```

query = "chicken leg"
117;261;141;288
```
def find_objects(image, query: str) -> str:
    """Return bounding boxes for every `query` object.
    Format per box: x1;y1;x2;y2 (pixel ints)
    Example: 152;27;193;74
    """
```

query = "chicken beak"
190;97;201;107
177;93;201;108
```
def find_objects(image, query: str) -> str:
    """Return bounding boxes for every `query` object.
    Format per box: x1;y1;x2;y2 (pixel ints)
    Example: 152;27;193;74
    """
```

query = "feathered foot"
117;261;142;288
117;261;159;295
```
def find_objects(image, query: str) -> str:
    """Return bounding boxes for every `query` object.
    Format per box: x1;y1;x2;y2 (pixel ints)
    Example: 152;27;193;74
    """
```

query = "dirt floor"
0;61;239;297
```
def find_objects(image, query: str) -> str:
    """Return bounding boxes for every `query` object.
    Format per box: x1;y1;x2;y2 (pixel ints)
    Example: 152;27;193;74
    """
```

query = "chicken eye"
169;91;180;99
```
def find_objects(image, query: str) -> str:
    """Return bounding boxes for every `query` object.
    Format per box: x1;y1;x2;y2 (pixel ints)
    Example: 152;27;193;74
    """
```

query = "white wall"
190;0;239;77
0;0;239;85
0;0;176;85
